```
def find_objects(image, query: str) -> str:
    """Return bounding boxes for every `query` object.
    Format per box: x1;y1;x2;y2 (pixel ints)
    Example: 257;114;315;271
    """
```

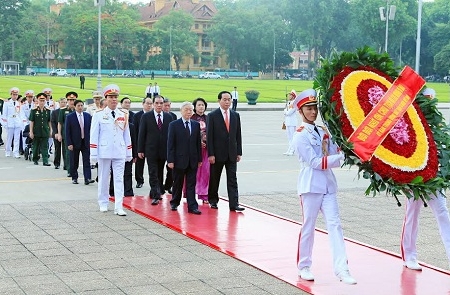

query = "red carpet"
114;195;450;294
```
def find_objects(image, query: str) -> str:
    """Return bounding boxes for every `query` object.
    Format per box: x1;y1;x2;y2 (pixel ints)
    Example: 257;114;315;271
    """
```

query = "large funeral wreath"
314;46;450;204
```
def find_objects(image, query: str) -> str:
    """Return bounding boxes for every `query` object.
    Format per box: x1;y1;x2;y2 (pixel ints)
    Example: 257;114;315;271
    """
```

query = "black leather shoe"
43;163;51;166
67;173;71;177
230;206;245;212
210;203;218;209
136;183;143;188
72;179;78;184
170;205;177;211
85;179;95;185
33;161;38;165
188;209;202;215
167;187;173;194
151;199;159;205
90;165;96;169
55;165;60;169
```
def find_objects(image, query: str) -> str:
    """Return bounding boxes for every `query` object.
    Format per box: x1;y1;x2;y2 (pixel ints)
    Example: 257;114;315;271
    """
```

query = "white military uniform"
401;192;450;266
90;106;132;212
2;99;26;157
86;103;100;115
293;121;349;276
20;100;35;148
283;97;298;155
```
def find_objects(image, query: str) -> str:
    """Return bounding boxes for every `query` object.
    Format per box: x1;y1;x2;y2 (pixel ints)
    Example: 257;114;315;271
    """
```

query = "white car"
49;69;68;77
198;72;221;79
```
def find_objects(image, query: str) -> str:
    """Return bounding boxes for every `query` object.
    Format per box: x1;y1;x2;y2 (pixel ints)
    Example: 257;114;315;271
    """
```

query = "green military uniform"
29;106;51;164
58;107;75;173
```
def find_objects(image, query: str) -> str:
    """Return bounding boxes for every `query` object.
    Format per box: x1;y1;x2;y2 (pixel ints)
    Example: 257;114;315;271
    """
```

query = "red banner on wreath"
348;66;425;161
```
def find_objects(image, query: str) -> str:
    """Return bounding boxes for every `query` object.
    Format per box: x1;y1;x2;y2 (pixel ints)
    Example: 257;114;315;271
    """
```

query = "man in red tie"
206;91;244;211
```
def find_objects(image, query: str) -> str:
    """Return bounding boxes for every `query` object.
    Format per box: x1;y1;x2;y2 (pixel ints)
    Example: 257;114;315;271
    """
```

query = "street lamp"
272;31;275;80
379;1;396;53
169;26;172;72
95;0;105;91
415;0;423;74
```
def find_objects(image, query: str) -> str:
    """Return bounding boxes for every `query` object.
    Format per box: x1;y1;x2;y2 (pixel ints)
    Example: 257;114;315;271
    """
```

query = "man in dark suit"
65;99;94;185
133;97;153;188
167;102;202;214
207;90;245;211
163;97;177;194
137;95;173;205
51;98;66;169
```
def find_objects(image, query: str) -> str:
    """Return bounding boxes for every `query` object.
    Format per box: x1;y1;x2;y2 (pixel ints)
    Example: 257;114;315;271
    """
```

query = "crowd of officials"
0;85;244;217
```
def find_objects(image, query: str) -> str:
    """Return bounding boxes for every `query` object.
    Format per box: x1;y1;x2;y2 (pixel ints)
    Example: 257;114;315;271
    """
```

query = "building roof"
139;0;217;23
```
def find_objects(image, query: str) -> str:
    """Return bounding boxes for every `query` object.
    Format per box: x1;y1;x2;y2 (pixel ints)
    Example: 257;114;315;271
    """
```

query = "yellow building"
139;0;227;71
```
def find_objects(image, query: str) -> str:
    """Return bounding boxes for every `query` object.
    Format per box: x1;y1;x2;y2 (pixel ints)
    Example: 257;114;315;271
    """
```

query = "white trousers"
401;193;450;263
286;126;296;153
6;127;21;156
98;158;125;210
297;192;349;275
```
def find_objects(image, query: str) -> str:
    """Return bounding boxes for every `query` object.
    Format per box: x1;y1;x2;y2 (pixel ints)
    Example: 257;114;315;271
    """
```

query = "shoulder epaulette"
118;108;128;114
95;109;103;113
296;126;305;132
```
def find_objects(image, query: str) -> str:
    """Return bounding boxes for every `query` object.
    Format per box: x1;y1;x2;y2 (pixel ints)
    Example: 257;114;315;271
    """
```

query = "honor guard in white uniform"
2;87;26;158
292;89;357;285
43;87;57;154
86;91;103;115
20;90;36;149
401;88;450;271
283;89;298;155
90;84;132;216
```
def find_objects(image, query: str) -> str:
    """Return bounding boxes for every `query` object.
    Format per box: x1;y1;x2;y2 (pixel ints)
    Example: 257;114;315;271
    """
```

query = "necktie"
224;110;229;132
185;121;190;135
29;104;31;109
313;125;320;136
157;114;162;130
79;114;84;139
111;110;115;118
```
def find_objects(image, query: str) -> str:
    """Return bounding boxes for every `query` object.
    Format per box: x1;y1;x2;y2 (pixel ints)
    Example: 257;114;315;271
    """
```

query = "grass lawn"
1;75;449;103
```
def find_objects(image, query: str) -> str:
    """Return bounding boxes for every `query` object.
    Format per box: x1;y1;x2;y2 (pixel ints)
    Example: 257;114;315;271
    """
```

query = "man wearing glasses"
57;92;77;176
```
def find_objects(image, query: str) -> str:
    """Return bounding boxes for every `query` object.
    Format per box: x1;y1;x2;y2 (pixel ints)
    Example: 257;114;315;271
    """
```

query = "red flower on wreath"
330;66;438;183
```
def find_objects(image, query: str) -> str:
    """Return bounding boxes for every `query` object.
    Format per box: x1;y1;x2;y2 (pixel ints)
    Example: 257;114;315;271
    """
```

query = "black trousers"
135;157;145;184
208;160;239;209
146;158;165;199
69;143;91;181
53;136;62;167
170;166;198;210
164;164;173;191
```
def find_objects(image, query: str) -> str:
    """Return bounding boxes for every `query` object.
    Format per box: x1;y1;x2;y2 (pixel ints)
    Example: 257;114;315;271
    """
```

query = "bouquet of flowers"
314;46;450;204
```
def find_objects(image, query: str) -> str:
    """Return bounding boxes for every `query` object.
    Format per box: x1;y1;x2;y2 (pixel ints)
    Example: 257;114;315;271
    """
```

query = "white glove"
126;157;133;162
338;152;345;161
90;156;98;165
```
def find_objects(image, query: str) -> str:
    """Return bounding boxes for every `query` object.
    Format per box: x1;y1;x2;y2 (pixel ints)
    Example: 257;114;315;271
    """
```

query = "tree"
434;43;450;76
153;10;198;71
0;0;29;60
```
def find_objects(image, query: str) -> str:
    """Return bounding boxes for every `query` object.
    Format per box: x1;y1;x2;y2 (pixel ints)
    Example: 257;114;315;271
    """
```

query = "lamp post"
95;0;105;92
272;31;275;80
379;1;396;53
169;26;172;72
415;0;423;74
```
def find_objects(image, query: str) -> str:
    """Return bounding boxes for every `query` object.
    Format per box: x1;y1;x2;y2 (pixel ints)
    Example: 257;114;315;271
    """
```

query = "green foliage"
315;46;450;202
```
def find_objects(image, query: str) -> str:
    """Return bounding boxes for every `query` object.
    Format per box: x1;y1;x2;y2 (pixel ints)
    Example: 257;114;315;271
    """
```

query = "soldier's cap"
43;87;52;93
10;87;19;94
289;89;297;98
103;84;120;97
92;91;102;98
422;88;435;99
25;90;34;96
294;89;317;110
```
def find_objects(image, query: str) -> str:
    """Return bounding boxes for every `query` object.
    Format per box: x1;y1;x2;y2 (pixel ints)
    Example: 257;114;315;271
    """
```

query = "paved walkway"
0;108;449;294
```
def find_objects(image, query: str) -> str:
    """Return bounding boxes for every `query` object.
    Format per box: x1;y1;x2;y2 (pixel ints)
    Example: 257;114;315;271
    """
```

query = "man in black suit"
137;95;173;205
51;98;66;169
163;97;177;194
65;99;94;185
167;102;202;214
207;90;245;211
133;97;153;188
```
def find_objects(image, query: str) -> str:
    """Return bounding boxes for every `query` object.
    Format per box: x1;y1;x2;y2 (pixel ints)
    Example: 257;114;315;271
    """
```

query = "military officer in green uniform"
57;91;77;176
29;93;52;166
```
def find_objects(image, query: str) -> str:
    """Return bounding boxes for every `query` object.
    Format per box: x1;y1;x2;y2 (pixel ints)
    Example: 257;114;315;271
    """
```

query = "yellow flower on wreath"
340;70;428;171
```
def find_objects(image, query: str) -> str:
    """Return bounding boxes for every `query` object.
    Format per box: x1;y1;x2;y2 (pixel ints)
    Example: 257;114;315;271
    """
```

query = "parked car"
172;71;184;78
49;69;67;77
198;72;221;79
